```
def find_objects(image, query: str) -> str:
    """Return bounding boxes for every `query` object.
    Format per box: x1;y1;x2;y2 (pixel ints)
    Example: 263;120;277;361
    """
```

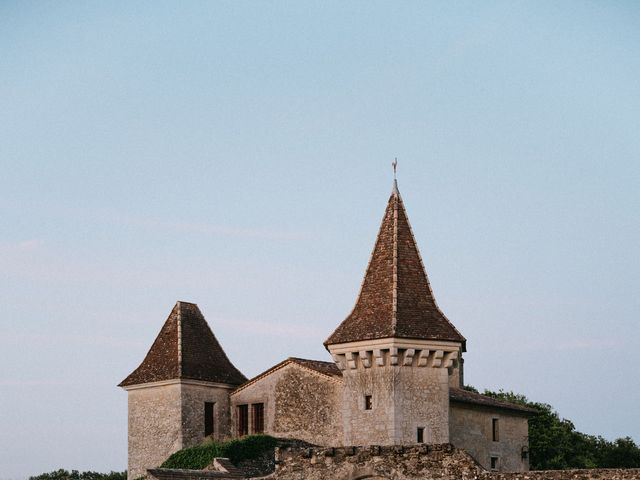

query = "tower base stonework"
331;340;459;446
126;382;182;480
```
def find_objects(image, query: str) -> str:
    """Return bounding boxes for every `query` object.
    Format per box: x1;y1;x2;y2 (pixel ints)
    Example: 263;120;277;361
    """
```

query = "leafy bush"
30;470;126;480
161;435;277;469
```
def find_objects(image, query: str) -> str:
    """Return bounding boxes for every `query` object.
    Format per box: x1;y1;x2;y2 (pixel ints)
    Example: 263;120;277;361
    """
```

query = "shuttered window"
237;404;249;436
252;403;265;434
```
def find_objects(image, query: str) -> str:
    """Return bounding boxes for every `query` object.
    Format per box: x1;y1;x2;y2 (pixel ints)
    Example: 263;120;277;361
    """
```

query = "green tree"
480;388;640;470
30;470;126;480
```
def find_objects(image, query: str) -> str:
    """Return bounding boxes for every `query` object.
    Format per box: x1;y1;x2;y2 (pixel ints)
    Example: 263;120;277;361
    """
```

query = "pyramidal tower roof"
119;301;247;387
325;180;465;348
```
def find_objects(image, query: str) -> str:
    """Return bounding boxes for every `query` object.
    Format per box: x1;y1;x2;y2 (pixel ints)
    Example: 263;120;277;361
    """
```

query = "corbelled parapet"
331;340;459;371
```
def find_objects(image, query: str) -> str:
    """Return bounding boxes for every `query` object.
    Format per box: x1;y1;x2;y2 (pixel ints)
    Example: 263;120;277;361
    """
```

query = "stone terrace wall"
274;444;483;480
274;444;640;480
492;470;640;480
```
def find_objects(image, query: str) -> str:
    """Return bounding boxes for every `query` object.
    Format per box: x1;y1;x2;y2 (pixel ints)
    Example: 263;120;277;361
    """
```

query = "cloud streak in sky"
117;214;306;240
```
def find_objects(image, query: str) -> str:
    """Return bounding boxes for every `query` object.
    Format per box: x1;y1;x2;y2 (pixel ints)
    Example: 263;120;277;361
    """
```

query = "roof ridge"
391;189;399;332
177;303;183;371
449;387;537;414
232;357;342;395
288;356;335;365
395;193;467;349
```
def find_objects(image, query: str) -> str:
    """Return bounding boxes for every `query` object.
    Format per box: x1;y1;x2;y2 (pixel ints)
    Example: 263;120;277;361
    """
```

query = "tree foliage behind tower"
479;388;640;470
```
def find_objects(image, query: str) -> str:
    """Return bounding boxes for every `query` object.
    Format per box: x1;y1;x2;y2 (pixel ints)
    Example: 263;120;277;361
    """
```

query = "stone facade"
125;380;234;479
180;382;235;446
449;403;529;472
231;361;343;446
329;340;460;447
340;359;450;446
127;382;183;480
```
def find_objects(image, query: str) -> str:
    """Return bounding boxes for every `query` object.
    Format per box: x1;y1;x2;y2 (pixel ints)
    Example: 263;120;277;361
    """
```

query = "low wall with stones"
273;444;640;480
274;444;484;480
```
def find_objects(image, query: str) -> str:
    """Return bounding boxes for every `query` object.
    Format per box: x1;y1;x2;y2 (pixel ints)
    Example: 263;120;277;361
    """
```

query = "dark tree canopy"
478;388;640;470
30;470;126;480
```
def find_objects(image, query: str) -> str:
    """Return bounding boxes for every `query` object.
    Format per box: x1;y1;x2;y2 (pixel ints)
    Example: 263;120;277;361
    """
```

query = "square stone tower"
325;180;465;446
119;302;246;479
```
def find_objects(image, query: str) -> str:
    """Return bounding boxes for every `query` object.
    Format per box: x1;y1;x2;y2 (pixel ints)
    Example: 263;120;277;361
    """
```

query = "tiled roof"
289;357;342;377
232;357;341;395
449;387;537;415
325;185;466;347
119;301;247;387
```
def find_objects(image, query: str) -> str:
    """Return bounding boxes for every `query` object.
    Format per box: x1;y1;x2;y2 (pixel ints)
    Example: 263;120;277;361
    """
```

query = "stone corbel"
390;347;399;366
443;350;458;369
345;351;357;369
332;354;346;371
374;349;385;367
359;350;372;368
417;349;430;367
429;350;444;368
403;348;415;366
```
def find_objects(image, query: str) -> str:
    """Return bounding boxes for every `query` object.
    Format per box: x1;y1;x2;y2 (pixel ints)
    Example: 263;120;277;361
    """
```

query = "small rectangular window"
364;395;373;410
492;418;499;442
252;403;265;434
490;456;499;471
204;402;215;436
417;427;425;444
237;404;249;436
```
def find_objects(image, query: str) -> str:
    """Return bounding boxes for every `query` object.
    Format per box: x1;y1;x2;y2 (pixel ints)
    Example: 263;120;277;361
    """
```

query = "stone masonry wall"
341;362;449;446
128;383;182;480
181;383;234;447
274;444;640;480
447;352;462;389
230;363;343;445
394;366;449;445
274;443;484;480
341;366;395;446
273;366;342;445
449;403;529;472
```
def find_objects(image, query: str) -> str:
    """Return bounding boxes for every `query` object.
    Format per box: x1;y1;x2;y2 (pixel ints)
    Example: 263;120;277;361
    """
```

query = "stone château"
119;179;534;479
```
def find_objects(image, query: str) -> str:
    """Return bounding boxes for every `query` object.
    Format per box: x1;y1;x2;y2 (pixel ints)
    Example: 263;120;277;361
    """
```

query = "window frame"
237;404;249;437
204;401;215;437
251;403;265;434
492;418;500;442
364;395;373;410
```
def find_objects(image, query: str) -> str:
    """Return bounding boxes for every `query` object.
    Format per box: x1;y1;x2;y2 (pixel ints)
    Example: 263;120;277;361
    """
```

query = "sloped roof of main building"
119;301;246;387
325;182;465;347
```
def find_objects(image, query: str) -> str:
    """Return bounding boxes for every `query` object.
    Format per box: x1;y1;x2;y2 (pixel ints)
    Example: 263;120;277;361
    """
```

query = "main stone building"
120;180;533;479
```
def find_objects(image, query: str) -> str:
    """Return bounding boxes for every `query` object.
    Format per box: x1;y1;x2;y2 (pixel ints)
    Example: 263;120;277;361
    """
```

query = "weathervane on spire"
392;158;399;194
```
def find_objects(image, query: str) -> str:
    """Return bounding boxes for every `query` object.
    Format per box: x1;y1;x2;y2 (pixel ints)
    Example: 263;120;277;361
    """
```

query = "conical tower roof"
325;182;465;348
119;301;246;387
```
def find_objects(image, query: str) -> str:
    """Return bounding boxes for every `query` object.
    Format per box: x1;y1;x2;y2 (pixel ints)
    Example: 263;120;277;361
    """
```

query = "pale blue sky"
1;1;639;478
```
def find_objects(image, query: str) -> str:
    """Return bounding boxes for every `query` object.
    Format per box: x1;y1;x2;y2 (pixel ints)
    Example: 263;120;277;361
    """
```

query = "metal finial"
392;158;399;194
